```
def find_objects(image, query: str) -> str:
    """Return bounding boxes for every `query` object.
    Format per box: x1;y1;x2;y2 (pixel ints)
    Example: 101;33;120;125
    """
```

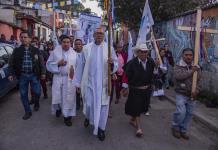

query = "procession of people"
4;0;206;143
6;21;202;142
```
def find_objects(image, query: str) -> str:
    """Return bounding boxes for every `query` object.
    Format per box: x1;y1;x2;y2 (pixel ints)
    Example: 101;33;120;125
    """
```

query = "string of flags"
26;0;101;16
28;0;80;11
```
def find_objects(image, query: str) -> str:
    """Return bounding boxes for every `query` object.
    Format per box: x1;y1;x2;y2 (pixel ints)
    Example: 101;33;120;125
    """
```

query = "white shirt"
138;58;147;70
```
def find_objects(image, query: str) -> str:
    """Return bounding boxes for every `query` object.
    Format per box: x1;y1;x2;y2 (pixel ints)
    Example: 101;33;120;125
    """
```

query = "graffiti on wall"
155;12;218;72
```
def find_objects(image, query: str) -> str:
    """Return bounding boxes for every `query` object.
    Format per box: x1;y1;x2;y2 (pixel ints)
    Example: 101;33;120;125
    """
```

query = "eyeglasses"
95;32;104;35
139;51;148;53
20;36;28;39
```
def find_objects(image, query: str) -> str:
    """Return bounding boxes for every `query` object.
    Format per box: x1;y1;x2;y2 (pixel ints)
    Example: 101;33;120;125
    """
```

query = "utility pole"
52;0;57;42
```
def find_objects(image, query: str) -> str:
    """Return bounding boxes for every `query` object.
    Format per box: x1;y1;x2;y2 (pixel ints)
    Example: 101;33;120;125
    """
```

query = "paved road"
0;88;217;150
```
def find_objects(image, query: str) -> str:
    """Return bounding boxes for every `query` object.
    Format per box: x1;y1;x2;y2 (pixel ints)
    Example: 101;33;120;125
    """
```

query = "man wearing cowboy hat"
122;43;156;137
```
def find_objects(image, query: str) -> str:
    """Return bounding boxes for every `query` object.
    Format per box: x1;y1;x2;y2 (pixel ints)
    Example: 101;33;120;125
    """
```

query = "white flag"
127;31;134;62
136;0;154;46
67;0;72;5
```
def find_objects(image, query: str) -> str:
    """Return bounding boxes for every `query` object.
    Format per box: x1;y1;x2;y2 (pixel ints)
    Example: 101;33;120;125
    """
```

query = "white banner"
76;13;102;44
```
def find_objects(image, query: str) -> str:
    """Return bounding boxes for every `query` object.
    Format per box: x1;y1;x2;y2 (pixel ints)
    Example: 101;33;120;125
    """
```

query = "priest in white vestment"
81;27;118;141
46;35;82;127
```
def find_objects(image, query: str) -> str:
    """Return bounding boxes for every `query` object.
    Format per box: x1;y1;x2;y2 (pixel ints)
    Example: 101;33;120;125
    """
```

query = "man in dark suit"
122;43;156;137
8;31;46;120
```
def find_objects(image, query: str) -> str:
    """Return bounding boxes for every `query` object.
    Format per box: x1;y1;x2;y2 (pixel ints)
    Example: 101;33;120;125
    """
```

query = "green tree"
98;0;211;29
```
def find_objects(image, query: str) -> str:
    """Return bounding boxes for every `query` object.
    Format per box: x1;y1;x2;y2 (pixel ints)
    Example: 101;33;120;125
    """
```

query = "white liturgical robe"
81;42;118;135
46;46;82;117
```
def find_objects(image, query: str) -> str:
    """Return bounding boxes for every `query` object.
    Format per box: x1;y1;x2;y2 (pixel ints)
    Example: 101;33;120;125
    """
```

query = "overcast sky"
79;0;103;16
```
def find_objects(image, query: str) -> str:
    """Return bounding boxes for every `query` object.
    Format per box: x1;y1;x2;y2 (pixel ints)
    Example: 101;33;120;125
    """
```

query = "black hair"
32;36;39;41
60;35;70;42
20;31;31;37
74;39;82;43
159;47;166;52
47;40;53;45
182;48;194;54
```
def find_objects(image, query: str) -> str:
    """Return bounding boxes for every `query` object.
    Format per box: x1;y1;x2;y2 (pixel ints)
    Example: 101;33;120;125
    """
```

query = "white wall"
0;9;14;24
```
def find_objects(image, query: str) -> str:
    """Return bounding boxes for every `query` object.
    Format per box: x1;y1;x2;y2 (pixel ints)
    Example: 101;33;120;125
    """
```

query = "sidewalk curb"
164;95;218;133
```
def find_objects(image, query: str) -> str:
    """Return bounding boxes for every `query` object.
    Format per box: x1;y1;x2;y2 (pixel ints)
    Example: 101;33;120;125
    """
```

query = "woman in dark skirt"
122;43;156;137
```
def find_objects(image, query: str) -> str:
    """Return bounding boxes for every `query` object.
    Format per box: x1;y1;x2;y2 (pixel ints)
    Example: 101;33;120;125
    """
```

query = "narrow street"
0;88;217;150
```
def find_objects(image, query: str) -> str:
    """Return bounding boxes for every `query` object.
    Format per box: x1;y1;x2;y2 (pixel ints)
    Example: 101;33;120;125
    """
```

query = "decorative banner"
48;8;53;13
47;3;52;8
34;2;40;9
55;9;61;13
60;1;65;6
53;2;58;7
67;11;72;15
77;13;102;44
61;10;66;14
38;10;50;17
26;2;33;8
41;3;46;9
66;0;72;5
74;0;79;4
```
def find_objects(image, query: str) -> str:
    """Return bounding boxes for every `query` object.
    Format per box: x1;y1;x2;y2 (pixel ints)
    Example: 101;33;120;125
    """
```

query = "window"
4;46;14;55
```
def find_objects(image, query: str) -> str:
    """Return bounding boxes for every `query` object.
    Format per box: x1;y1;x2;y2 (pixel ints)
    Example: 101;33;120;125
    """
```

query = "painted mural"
154;11;218;72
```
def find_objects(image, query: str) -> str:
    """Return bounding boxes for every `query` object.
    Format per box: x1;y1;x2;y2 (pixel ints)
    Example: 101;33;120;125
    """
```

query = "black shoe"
76;105;80;110
84;118;89;128
64;117;72;127
180;132;189;140
97;128;105;141
22;112;32;120
56;109;62;118
29;100;34;105
44;93;48;99
171;128;181;139
34;103;40;111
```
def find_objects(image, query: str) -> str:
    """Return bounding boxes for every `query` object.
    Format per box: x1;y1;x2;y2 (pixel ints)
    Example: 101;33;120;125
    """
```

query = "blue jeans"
172;93;196;133
19;73;41;113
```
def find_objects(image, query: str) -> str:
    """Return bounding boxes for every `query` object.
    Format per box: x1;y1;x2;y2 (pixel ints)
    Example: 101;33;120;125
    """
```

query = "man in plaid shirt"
8;31;46;120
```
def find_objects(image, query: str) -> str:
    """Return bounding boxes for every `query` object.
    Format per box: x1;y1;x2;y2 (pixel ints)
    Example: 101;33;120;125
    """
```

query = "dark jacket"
124;57;155;87
174;59;201;97
165;51;174;66
8;45;46;79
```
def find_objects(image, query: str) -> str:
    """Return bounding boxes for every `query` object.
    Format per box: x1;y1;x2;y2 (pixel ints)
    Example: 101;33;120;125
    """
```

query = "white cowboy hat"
133;43;149;55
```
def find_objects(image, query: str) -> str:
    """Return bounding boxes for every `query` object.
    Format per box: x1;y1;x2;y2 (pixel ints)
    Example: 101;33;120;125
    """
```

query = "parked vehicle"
0;43;17;98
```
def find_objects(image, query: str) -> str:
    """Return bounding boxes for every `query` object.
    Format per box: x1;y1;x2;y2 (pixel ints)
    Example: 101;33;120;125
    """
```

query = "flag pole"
151;27;163;65
107;0;112;95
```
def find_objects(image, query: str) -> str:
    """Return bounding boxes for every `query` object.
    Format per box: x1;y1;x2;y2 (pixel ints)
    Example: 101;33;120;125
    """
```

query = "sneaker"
145;112;150;116
22;112;32;120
